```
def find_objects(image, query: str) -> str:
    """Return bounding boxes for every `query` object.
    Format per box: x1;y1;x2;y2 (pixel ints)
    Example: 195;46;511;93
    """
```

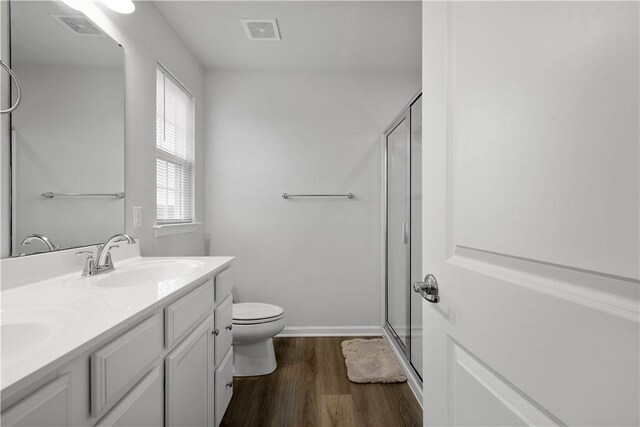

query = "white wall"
12;64;124;255
1;2;207;258
205;70;420;330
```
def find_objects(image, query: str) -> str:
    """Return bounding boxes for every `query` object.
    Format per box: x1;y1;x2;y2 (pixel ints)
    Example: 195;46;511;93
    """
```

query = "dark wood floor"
221;337;422;427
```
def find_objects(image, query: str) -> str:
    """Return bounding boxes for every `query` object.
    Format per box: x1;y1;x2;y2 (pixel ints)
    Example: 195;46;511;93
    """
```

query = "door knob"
413;274;440;303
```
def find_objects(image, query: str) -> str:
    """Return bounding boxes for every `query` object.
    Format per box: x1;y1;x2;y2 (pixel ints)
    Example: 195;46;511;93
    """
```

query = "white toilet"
232;303;285;377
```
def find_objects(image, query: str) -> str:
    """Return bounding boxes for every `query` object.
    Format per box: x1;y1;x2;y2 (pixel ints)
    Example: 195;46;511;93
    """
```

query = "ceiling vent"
51;14;104;37
241;19;281;41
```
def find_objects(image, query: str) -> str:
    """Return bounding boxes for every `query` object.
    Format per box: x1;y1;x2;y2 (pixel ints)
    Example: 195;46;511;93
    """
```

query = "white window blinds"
156;66;194;224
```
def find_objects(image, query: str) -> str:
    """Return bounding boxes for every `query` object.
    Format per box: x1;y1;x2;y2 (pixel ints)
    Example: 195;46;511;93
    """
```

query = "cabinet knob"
226;324;233;331
213;329;219;336
226;381;233;388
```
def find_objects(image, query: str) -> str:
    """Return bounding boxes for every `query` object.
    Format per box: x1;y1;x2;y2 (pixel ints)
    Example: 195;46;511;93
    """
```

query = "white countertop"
1;255;234;392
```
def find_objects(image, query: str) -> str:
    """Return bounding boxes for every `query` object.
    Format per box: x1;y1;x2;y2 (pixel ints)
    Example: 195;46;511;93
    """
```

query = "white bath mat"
341;338;407;384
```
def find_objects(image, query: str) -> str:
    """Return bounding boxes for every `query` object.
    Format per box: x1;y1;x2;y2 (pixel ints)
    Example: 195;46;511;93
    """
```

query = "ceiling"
154;1;421;71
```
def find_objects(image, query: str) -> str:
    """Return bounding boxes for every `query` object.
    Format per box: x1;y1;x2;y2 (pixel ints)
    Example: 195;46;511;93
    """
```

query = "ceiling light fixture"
100;0;135;14
61;0;135;14
60;0;86;12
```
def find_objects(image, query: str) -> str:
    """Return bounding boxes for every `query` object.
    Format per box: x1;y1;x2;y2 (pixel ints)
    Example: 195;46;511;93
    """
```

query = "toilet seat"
233;303;284;325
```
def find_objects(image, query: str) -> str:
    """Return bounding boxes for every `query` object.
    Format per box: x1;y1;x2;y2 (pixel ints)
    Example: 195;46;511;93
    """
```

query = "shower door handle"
413;274;440;303
403;221;409;244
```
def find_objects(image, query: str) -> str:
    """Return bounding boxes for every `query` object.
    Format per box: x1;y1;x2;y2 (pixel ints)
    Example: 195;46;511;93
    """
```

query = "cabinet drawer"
1;374;71;427
165;279;215;348
214;295;233;366
95;367;163;427
214;349;233;427
91;313;163;417
215;268;233;302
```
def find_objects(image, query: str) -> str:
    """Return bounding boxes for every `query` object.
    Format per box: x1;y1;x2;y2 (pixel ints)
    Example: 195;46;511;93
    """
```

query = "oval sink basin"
95;259;205;287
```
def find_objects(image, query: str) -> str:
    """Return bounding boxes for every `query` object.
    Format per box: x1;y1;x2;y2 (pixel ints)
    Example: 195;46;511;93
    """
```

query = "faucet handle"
76;251;96;277
104;251;115;270
108;245;120;251
76;250;94;258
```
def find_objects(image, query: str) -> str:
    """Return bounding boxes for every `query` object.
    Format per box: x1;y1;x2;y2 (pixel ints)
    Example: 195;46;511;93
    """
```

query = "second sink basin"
95;259;205;287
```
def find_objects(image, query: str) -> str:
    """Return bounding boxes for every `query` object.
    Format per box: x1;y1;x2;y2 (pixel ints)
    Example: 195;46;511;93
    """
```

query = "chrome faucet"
76;233;135;277
21;234;60;252
96;233;135;272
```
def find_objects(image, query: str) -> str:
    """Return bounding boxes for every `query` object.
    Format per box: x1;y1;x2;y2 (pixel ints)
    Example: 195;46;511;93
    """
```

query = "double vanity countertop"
0;253;234;393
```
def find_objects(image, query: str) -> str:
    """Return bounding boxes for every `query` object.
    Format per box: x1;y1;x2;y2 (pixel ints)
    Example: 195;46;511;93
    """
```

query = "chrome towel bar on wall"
281;193;354;200
42;192;126;199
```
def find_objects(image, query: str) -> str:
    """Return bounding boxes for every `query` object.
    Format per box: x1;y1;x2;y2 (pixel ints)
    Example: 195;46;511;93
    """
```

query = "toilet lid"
233;303;284;322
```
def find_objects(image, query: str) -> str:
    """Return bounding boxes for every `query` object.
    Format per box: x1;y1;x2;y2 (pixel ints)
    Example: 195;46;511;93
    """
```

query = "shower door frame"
383;90;423;382
384;109;411;356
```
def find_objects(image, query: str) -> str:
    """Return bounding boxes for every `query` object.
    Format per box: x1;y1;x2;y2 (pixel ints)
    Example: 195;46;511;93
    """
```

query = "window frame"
155;63;195;226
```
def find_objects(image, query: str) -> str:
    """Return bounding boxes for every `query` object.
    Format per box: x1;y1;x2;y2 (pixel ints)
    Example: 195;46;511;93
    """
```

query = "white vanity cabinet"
0;264;234;427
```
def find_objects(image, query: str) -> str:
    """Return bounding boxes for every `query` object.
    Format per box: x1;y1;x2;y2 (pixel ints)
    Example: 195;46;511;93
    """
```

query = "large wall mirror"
9;0;124;257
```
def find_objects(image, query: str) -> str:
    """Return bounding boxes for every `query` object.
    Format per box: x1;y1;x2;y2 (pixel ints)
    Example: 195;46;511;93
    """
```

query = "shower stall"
384;92;423;381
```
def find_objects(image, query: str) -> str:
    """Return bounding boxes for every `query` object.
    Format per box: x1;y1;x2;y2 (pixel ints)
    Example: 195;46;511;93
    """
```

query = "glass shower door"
386;114;410;349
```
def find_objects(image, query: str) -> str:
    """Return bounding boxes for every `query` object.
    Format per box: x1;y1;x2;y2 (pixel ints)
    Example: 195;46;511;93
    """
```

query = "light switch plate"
133;206;142;228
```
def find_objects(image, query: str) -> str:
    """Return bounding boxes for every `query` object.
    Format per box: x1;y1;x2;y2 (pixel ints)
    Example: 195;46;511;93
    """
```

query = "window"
156;66;194;224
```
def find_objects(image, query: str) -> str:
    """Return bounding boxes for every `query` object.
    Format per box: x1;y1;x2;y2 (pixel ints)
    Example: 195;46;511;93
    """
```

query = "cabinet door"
95;367;163;427
1;375;70;427
165;314;214;427
214;295;233;366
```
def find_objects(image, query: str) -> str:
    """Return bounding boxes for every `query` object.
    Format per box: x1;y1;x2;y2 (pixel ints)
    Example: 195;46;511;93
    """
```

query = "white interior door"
421;2;639;426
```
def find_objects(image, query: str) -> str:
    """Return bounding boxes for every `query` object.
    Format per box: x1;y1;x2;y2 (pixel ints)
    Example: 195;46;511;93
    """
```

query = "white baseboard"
382;328;423;408
277;326;383;337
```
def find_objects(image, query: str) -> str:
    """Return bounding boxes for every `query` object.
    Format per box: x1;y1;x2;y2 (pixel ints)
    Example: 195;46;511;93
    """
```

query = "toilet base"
233;338;277;377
